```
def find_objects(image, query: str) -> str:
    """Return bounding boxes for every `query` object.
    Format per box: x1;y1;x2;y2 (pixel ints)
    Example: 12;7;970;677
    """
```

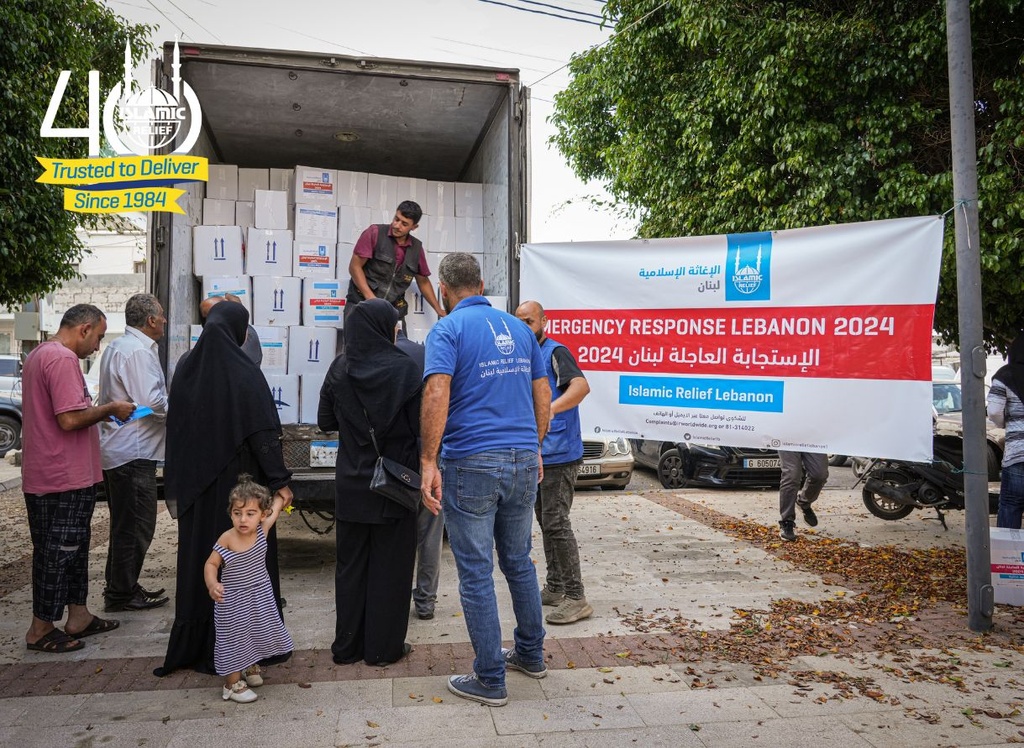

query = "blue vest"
541;337;584;465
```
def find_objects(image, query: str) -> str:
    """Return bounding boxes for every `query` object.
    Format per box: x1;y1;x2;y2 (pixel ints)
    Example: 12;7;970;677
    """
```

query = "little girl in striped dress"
204;474;294;703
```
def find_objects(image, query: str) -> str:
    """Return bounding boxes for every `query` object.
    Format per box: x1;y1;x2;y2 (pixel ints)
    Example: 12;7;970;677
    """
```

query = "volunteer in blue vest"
515;300;594;625
345;200;446;323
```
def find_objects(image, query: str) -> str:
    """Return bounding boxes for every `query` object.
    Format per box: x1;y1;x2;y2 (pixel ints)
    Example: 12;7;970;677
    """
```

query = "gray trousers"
778;451;828;522
412;502;444;615
535;461;585;599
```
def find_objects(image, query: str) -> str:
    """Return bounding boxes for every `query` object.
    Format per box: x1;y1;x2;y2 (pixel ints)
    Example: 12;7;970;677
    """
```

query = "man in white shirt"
98;294;170;612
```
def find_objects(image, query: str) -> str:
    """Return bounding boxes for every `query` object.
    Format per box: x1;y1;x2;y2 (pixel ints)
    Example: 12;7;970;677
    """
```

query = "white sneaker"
222;681;257;703
243;664;263;687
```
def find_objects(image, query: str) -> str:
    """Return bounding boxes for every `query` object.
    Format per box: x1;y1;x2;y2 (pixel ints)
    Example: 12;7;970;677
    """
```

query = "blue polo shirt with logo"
424;296;546;459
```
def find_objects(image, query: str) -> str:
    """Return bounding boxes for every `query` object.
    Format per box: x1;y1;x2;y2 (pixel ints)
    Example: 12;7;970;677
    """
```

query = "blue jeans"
441;448;545;689
997;461;1024;529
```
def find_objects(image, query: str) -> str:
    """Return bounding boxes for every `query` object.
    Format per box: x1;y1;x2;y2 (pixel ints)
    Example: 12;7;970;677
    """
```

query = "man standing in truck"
345;201;446;323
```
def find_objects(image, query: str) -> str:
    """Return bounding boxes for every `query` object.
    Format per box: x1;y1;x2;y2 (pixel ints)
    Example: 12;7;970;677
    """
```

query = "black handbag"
362;408;421;512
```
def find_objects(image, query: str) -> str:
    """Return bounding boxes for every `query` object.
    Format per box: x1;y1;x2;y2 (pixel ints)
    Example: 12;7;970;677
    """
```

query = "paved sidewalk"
1;472;1023;746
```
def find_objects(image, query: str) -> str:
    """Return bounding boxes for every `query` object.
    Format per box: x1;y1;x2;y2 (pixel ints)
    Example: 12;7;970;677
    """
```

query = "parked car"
631;438;782;489
932;364;960;382
0;393;22;457
575;436;634;490
0;354;21;399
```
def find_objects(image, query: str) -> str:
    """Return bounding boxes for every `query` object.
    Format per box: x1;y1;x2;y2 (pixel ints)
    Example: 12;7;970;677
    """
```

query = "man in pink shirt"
345;200;446;323
22;304;135;653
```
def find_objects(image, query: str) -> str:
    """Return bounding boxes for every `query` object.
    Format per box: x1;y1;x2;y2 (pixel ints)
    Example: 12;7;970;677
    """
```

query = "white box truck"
147;42;530;517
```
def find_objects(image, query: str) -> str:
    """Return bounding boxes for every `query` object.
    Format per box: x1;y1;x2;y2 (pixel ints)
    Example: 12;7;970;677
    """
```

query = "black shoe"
108;590;169;612
798;502;818;527
779;520;797;542
417;611;434;620
370;642;412;667
136;584;166;599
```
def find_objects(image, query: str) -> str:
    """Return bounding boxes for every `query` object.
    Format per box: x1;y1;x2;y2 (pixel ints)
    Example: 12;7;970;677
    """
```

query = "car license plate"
743;458;781;469
578;464;600;476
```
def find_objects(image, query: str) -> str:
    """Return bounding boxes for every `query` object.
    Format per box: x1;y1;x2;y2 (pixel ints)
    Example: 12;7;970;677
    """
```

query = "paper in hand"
110;405;154;426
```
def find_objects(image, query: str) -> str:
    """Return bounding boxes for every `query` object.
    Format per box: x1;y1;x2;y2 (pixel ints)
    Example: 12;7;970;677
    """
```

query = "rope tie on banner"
941;200;975;252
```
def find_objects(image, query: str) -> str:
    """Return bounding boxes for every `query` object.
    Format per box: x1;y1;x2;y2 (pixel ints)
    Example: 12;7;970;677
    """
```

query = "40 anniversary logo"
35;39;206;215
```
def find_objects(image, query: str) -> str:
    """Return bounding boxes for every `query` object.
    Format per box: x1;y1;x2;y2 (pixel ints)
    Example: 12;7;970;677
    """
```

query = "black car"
631;438;782;489
0;393;22;458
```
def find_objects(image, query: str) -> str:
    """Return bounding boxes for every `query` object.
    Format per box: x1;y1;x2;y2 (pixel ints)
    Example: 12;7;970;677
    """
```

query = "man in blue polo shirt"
420;253;551;707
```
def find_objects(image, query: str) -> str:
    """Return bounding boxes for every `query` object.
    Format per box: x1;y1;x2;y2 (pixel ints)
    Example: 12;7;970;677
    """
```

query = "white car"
0;355;21;399
575;436;634;490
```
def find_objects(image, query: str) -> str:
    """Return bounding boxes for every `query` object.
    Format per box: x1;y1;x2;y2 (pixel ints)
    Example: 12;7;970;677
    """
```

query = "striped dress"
213;525;293;676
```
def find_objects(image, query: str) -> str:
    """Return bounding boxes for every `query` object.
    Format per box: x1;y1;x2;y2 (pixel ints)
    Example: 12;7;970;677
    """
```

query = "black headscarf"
993;333;1024;403
164;301;281;517
341;299;422;441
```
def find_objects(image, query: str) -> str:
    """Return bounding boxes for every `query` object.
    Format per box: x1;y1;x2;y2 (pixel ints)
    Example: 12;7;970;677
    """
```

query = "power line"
511;0;606;21
476;0;605;26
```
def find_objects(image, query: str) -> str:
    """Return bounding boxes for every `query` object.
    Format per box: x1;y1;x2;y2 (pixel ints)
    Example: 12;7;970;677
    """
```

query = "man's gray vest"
346;225;423;317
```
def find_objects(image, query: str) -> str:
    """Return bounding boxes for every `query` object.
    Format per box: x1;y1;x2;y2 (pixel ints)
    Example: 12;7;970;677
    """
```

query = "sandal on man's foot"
27;629;84;653
65;615;120;639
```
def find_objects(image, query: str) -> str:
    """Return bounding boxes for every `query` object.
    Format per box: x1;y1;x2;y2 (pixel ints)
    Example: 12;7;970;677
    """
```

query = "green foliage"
0;0;151;308
552;0;1024;351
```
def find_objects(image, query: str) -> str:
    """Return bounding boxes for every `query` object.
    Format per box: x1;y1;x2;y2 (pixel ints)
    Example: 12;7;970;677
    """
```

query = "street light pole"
946;0;992;632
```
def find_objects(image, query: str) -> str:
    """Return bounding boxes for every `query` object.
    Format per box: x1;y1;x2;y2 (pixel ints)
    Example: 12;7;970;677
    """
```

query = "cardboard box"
246;228;293;276
337;244;355;281
235;201;255;235
991;528;1024;605
455;182;483;217
207;164;238;200
253;325;288;374
338;205;373;244
426;180;456;217
336;170;369;207
294;166;337;205
252;276;302;327
367;173;398;213
299;371;329;424
201;198;235;226
255;189;289;230
428;215;454;253
288;325;337;376
294;203;339;241
293;241;336;278
454;216;483;253
302;278;345;328
269;168;294;203
189;324;202;349
192;226;244;278
263;373;299;425
202;276;252;315
396;176;428;205
238;168;269;202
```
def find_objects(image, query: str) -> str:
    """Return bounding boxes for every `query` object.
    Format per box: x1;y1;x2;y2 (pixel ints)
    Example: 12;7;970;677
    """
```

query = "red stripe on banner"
543;304;934;380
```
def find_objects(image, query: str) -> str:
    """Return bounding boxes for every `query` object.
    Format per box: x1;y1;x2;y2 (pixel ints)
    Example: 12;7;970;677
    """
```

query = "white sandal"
243;664;263;687
222;680;257;703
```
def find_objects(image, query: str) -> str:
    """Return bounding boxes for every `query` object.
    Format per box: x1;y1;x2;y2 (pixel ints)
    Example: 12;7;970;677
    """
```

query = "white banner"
520;216;944;461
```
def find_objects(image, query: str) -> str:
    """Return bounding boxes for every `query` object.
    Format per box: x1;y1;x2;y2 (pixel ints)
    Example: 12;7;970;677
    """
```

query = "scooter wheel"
862;469;916;520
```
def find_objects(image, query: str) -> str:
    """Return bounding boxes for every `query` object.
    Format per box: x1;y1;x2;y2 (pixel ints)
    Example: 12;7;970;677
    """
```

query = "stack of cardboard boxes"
190;164;485;425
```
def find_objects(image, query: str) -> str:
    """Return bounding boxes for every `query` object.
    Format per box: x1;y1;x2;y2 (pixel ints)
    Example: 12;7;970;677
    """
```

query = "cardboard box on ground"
189;164;486;435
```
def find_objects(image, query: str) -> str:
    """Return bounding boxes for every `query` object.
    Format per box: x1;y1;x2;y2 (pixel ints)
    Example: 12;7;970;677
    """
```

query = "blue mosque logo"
726;232;772;302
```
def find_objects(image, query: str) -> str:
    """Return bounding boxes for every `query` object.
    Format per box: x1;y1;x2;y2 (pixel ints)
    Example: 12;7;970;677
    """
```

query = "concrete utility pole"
946;0;992;632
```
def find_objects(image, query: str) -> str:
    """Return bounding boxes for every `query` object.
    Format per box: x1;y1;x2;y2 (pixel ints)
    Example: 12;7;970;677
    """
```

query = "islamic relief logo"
487;318;516;355
725;231;773;302
104;39;202;156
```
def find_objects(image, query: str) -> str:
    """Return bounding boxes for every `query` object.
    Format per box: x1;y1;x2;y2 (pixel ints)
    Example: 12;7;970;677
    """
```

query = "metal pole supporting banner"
946;0;993;632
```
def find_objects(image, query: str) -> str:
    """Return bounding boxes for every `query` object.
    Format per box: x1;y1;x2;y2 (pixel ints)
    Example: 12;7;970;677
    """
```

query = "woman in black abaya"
318;299;421;666
155;301;292;676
